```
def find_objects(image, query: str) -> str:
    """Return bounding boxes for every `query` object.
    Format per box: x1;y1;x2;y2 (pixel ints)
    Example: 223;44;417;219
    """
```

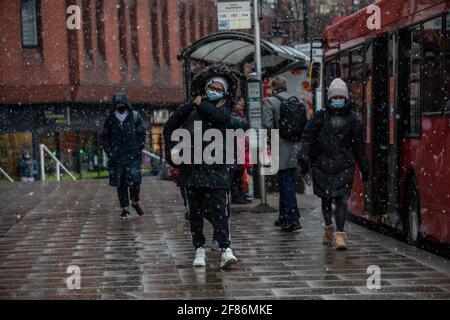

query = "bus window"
422;17;443;114
350;47;364;117
324;57;339;93
401;25;421;136
364;42;373;142
445;13;450;112
340;51;349;83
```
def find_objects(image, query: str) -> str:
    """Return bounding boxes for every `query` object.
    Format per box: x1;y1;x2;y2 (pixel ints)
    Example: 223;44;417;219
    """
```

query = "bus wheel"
405;181;421;246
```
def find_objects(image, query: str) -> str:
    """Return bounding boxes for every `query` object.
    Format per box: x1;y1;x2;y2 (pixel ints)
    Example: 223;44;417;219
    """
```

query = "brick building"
0;0;217;179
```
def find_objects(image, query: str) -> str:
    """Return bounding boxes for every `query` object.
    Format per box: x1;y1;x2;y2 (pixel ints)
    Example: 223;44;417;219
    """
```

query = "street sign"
217;0;251;31
247;80;262;129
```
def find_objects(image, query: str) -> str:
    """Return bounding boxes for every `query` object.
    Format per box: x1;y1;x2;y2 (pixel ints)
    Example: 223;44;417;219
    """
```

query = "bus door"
385;32;402;226
370;33;389;216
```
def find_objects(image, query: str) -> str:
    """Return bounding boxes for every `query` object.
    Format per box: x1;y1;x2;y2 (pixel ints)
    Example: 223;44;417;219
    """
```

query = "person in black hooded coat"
297;78;370;250
102;92;146;219
163;64;248;269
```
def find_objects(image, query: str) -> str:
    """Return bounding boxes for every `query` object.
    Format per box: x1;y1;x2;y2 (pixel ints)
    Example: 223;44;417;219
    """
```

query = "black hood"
189;64;239;105
111;92;133;112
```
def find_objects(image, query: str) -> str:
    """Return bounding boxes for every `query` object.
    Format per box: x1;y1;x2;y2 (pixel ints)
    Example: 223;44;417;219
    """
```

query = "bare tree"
262;0;376;45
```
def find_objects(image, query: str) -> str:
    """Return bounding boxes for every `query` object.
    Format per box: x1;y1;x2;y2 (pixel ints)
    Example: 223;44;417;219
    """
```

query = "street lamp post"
253;0;266;206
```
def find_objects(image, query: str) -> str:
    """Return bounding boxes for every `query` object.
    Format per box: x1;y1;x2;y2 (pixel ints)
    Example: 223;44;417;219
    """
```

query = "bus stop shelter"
178;32;309;100
177;32;310;198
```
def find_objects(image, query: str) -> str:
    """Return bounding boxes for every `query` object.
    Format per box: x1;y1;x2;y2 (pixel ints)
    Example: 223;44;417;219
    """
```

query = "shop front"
0;103;153;181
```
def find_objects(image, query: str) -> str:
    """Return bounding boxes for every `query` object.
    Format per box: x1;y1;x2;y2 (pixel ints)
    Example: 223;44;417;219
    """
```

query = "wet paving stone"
0;177;449;300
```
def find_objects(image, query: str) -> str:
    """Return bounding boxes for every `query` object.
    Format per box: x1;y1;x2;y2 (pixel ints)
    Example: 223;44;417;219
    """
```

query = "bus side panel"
402;117;449;244
444;113;450;245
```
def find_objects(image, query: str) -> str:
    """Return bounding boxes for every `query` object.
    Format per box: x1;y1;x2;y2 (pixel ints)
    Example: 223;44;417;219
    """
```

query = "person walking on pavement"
102;92;146;219
262;76;305;232
163;64;247;269
18;149;37;182
297;78;370;250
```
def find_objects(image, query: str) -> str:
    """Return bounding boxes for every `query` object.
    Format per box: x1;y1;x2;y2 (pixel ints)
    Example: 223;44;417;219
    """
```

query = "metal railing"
142;149;161;161
0;166;14;183
40;144;77;182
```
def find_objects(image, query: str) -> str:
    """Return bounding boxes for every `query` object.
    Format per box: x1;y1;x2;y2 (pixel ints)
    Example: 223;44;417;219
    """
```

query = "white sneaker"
193;247;206;267
220;248;238;269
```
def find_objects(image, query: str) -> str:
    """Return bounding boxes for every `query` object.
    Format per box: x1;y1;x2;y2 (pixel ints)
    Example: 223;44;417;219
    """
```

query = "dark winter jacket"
297;104;370;198
163;64;248;190
102;93;146;187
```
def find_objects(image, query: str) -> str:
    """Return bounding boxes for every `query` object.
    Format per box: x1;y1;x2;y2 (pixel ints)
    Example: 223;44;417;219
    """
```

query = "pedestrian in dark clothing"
262;76;303;232
102;92;146;219
297;78;370;250
163;64;247;269
18;149;37;182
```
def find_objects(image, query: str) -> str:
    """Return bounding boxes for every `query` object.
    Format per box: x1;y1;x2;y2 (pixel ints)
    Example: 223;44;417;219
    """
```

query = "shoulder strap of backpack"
273;94;286;103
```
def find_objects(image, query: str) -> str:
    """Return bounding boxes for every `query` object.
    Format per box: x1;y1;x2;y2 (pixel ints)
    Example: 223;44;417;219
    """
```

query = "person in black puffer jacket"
163;64;248;269
297;78;370;250
102;92;146;219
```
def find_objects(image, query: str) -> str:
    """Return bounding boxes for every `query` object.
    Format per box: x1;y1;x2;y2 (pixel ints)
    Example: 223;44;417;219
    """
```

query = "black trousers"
117;184;140;208
321;196;347;232
186;187;230;249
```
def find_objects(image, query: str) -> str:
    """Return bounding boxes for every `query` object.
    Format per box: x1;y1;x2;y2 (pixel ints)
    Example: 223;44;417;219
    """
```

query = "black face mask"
116;107;127;114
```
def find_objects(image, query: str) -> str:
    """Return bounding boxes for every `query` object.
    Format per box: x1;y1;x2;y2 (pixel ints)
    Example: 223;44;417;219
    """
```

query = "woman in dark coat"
297;78;370;250
102;92;146;219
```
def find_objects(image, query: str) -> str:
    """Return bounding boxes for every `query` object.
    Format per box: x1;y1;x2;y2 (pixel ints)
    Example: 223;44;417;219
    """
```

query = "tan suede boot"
322;224;334;245
334;232;347;250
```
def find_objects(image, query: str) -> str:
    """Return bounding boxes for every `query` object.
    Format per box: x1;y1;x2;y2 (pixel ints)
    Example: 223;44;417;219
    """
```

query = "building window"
189;6;196;43
20;0;40;48
162;0;170;66
96;0;106;62
130;1;139;67
150;1;160;67
82;0;93;61
118;0;128;68
179;2;187;49
422;17;443;113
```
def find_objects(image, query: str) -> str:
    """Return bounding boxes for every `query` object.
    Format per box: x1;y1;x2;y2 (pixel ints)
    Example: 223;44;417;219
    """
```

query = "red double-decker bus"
322;0;449;247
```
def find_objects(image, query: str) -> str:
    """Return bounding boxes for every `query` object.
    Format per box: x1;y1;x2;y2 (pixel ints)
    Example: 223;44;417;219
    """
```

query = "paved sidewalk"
0;182;58;237
0;177;449;300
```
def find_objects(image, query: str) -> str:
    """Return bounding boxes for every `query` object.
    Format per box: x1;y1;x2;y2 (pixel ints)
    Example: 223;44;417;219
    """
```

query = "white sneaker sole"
193;257;206;267
220;257;238;269
193;262;206;267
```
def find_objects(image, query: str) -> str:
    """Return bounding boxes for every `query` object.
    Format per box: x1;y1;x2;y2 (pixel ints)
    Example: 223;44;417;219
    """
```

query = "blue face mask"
330;98;346;109
206;89;224;101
